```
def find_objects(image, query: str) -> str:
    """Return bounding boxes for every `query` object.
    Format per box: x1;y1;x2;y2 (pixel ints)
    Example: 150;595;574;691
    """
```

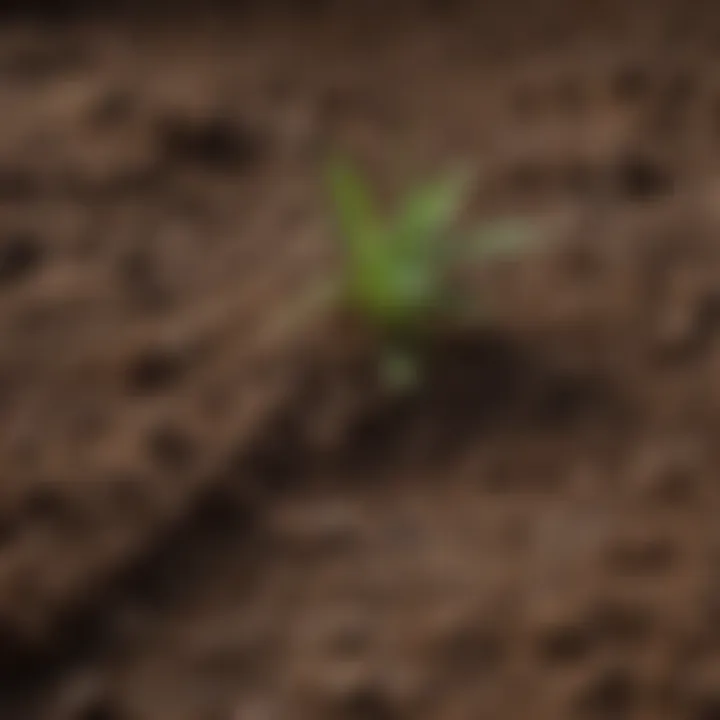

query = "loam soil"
4;1;720;718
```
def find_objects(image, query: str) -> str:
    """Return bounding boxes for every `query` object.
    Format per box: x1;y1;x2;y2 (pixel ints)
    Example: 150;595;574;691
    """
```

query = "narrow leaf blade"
393;171;469;262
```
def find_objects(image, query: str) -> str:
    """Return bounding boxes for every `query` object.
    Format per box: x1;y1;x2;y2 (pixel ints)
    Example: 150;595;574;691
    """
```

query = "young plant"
326;157;530;391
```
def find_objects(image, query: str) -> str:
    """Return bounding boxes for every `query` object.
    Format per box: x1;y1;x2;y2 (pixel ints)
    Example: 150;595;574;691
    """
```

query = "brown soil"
3;1;720;718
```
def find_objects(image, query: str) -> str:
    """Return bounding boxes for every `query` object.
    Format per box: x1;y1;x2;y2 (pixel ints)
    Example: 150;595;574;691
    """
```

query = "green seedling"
326;157;531;392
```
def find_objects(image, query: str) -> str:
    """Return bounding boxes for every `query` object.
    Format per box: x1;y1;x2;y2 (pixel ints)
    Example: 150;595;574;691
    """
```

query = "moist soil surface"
4;2;720;719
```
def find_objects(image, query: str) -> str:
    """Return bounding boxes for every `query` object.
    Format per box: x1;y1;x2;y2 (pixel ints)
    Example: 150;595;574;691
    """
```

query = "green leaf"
326;157;389;298
392;170;469;266
367;170;469;331
326;158;484;340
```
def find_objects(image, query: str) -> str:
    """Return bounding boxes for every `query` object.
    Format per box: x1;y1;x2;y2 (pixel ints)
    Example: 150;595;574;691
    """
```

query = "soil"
3;1;720;718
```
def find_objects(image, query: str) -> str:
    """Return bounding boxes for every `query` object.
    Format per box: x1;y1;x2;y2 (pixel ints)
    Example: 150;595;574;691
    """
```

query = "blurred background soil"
3;1;720;718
